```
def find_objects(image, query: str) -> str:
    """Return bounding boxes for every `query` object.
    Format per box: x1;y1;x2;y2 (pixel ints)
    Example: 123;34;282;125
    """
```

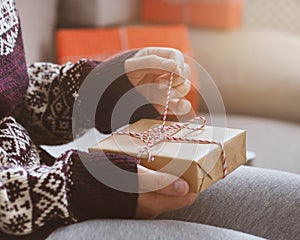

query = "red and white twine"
113;72;228;178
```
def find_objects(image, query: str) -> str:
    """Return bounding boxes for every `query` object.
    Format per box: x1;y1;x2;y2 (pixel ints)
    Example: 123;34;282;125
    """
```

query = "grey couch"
15;0;300;239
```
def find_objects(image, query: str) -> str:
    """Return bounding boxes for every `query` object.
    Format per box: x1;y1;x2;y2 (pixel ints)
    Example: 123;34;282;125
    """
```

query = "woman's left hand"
125;47;192;115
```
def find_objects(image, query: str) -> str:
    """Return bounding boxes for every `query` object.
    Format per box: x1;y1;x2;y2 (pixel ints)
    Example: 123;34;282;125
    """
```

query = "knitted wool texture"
0;0;140;237
0;0;29;118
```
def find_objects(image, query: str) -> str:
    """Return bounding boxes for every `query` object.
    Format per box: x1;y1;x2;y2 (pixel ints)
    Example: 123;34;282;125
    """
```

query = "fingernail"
176;99;191;115
161;59;176;71
174;179;188;194
158;79;169;90
177;67;182;76
170;89;176;98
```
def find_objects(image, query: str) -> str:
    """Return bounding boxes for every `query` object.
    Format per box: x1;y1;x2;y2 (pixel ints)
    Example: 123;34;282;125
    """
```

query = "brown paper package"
89;119;246;193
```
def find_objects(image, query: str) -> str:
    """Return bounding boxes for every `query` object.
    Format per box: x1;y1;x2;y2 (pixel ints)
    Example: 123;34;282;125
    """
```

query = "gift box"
142;0;243;29
58;0;140;27
56;24;193;64
56;24;199;112
89;119;246;193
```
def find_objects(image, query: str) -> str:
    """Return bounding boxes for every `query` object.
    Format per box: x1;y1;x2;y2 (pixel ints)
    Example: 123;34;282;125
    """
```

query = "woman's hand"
125;47;192;115
136;165;198;219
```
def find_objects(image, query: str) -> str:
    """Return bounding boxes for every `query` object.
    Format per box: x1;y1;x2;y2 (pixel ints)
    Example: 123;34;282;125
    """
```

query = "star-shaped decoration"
72;92;79;100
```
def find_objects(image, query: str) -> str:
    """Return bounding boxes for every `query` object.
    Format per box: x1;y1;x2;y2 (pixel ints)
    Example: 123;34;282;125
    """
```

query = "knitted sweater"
0;0;158;238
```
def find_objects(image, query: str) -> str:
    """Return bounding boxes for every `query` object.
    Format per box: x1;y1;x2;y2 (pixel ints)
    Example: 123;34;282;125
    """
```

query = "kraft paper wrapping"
89;119;246;193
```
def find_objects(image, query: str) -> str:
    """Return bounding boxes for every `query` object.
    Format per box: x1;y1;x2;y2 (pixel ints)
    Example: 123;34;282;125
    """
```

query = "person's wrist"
69;151;138;220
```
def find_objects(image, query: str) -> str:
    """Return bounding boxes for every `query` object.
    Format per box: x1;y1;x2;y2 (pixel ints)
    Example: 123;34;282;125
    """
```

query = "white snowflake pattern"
0;0;19;55
2;140;12;151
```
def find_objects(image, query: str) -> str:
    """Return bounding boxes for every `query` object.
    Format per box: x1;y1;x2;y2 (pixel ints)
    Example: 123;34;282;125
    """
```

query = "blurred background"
15;0;300;175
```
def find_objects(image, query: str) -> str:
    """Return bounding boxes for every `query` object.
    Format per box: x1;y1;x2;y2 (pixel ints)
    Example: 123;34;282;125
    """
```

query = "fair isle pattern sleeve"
0;0;139;236
14;50;150;146
0;116;138;236
0;151;75;236
16;50;139;146
15;60;100;146
0;117;75;235
0;0;29;118
0;117;40;167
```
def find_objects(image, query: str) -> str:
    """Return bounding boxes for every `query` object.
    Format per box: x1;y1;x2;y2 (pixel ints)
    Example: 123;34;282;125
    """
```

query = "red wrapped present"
142;0;243;29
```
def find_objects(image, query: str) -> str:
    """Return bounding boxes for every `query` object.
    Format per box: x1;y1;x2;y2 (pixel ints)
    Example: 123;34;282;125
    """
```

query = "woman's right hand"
136;165;198;219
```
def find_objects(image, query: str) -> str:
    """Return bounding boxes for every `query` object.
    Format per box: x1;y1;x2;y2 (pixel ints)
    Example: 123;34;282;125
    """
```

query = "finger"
145;47;185;74
134;47;185;75
135;47;183;61
171;79;191;98
138;165;189;196
125;55;179;80
137;83;192;115
158;79;191;98
154;98;192;115
137;192;198;218
169;50;185;76
182;63;191;79
169;99;192;115
157;73;185;89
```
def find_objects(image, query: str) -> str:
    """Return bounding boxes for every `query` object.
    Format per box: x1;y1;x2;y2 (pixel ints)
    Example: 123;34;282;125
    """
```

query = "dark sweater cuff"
69;151;138;221
95;50;160;134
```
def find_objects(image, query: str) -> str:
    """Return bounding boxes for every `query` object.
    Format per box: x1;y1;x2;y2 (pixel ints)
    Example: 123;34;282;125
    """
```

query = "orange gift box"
142;0;243;29
56;24;200;112
56;25;193;64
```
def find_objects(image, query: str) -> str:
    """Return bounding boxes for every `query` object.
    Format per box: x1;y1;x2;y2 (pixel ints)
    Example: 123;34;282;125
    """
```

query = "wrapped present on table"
89;118;246;193
56;24;200;112
142;0;243;29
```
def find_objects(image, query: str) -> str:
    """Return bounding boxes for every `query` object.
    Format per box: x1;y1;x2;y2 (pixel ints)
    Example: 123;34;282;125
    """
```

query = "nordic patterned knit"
0;0;28;118
0;1;159;238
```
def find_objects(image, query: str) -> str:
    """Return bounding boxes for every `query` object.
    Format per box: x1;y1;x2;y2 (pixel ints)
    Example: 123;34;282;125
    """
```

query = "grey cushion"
47;219;264;240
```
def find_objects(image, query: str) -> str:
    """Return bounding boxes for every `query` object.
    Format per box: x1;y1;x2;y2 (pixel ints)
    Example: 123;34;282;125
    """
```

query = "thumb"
138;165;189;196
125;55;181;83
